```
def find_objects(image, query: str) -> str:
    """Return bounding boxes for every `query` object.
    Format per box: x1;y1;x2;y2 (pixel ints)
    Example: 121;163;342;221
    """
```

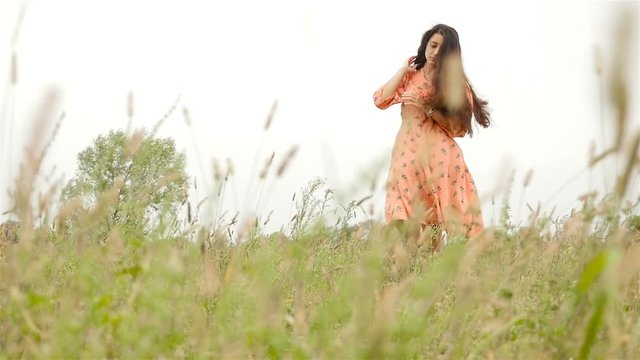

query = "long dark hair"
414;24;491;136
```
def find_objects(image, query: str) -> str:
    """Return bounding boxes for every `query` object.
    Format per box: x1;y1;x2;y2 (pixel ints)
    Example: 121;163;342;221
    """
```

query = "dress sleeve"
448;122;467;138
373;72;410;109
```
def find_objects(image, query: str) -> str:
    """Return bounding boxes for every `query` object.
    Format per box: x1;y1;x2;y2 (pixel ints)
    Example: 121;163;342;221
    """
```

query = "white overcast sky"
0;0;638;231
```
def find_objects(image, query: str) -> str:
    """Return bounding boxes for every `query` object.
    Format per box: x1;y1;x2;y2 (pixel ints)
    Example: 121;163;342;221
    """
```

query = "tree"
61;129;188;240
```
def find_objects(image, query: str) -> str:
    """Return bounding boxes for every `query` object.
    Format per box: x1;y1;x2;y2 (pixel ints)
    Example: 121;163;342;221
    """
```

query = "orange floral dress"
373;70;484;238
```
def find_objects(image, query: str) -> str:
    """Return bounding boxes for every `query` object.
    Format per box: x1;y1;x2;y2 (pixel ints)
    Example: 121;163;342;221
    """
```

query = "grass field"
1;180;639;359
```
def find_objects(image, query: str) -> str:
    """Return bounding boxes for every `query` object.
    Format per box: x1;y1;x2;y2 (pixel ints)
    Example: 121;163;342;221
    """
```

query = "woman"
373;24;491;248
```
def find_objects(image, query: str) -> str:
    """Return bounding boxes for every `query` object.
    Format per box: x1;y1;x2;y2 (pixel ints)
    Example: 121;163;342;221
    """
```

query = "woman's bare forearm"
378;69;409;101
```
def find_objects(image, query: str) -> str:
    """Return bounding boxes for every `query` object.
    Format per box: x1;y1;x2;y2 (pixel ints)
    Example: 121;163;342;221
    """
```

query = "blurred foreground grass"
1;197;639;359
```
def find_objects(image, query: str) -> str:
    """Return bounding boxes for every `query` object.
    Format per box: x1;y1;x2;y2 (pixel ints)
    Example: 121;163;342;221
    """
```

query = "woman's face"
425;33;444;67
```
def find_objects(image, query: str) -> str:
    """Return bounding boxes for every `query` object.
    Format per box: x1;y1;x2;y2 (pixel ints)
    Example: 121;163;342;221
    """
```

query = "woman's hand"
400;56;417;74
401;92;427;108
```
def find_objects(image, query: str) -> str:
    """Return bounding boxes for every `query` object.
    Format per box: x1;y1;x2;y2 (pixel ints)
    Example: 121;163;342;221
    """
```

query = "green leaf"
577;251;609;295
579;292;607;360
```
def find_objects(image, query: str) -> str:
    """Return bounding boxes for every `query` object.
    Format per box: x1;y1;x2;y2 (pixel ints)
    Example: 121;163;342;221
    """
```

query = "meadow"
1;6;639;360
1;177;639;359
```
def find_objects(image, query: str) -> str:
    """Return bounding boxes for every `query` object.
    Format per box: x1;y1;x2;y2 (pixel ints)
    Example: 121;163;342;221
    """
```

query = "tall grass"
1;186;639;358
